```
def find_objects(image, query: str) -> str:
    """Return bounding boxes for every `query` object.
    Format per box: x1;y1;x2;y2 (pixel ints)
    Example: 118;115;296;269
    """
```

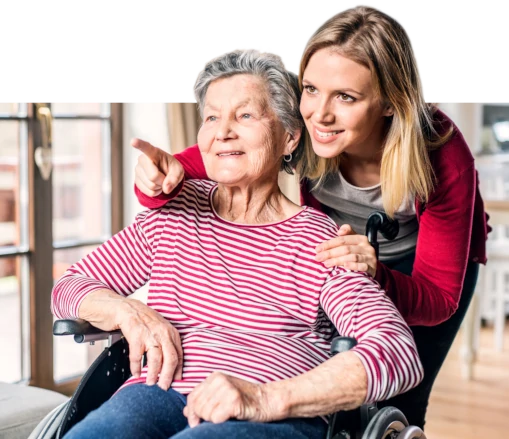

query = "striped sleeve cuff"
351;341;423;404
51;274;112;319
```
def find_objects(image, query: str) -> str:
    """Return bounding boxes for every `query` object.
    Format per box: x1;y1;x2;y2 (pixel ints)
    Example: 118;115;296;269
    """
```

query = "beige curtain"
166;103;202;153
166;103;301;204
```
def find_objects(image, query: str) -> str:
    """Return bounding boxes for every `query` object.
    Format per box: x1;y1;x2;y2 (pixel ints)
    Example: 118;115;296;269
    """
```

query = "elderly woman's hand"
132;138;184;196
315;224;377;277
183;372;280;427
115;298;184;390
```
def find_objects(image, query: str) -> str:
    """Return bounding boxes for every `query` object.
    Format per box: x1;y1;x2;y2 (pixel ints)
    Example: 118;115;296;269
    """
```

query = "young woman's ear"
383;104;394;117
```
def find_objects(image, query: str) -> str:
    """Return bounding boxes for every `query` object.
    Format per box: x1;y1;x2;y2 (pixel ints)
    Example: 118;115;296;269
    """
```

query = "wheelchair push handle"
330;211;399;357
365;211;399;259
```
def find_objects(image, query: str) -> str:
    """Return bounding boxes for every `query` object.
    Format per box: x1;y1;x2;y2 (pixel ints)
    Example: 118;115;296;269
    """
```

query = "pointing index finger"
131;138;160;163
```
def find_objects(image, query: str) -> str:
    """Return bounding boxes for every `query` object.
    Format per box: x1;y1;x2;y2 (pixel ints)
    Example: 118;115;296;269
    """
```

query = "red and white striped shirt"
52;180;422;403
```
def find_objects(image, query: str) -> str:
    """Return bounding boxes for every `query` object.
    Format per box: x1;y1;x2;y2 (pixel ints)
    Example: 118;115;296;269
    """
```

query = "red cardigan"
134;114;489;326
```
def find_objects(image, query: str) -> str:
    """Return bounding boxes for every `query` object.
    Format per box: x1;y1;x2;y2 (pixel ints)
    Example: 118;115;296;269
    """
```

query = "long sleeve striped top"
51;179;423;404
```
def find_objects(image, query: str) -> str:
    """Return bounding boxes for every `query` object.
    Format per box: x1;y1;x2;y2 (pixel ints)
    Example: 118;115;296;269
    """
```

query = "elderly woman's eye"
206;115;217;122
241;113;252;119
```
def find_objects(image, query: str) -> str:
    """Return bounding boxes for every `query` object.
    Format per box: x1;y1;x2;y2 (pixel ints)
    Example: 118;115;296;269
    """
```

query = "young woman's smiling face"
300;48;393;159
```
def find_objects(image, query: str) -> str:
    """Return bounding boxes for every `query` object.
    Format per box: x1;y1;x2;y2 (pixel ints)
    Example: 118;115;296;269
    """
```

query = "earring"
283;153;292;163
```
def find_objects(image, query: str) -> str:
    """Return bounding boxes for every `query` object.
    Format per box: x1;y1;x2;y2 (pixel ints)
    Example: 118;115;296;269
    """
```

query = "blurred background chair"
461;157;509;379
478;200;509;352
0;382;68;439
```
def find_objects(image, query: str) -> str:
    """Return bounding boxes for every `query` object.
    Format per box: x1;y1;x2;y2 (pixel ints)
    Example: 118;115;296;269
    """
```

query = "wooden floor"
424;321;509;439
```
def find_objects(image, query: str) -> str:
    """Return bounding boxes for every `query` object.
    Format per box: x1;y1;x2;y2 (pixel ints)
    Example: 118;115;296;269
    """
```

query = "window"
0;103;122;392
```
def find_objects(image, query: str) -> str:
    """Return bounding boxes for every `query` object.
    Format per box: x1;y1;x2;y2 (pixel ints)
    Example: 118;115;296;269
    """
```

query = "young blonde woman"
132;6;489;430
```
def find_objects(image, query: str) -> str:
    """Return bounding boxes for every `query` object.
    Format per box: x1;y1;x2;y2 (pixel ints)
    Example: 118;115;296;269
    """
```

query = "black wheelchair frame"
35;212;426;438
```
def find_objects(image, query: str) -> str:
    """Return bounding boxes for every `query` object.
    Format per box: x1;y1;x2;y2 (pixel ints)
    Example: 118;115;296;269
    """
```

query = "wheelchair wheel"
361;406;408;439
395;426;426;438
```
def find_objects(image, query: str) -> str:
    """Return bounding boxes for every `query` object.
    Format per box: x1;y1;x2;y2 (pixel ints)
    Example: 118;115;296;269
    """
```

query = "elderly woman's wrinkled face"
198;74;288;187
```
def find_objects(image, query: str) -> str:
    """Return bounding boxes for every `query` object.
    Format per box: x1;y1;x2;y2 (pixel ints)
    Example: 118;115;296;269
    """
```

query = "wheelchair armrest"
53;319;122;344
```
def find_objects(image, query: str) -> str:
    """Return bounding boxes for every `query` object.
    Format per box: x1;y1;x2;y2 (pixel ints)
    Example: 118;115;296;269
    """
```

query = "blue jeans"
64;383;327;439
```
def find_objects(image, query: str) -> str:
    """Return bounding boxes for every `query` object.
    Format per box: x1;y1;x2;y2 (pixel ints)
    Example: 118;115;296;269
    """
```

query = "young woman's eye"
338;93;355;103
304;85;317;94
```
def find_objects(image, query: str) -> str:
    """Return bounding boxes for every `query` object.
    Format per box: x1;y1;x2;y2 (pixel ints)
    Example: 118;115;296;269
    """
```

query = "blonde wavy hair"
296;6;452;217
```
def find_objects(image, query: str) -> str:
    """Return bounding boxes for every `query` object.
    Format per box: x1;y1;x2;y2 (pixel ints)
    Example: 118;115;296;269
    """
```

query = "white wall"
122;103;170;303
439;96;509;153
122;103;170;226
438;103;483;154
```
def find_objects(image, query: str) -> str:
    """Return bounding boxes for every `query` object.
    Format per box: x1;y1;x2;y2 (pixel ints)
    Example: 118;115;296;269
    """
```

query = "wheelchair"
30;212;427;439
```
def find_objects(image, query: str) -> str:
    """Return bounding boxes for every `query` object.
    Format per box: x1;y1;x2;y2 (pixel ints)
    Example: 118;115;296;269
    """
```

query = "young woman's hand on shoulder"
315;224;377;277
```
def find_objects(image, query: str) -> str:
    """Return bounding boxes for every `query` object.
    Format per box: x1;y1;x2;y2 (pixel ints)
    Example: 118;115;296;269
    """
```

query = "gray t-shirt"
310;171;418;262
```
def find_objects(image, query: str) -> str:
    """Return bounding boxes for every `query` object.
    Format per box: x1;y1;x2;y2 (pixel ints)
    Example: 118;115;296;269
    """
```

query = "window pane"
52;103;105;116
53;245;103;381
0;103;20;114
0;121;20;247
52;120;110;242
0;257;23;382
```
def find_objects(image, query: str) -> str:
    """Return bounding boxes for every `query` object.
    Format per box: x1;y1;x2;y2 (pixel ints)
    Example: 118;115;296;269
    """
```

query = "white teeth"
316;129;339;138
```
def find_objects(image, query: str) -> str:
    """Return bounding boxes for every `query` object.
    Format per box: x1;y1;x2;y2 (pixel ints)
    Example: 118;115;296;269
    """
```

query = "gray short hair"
194;50;303;174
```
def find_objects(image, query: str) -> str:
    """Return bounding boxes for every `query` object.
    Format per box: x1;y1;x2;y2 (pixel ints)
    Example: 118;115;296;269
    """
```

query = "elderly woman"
52;50;422;439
